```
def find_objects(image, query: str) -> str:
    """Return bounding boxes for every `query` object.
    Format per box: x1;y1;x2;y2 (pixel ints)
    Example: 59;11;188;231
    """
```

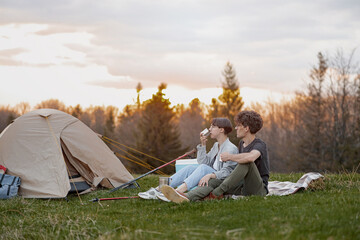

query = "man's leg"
241;163;267;196
212;162;265;196
186;178;223;201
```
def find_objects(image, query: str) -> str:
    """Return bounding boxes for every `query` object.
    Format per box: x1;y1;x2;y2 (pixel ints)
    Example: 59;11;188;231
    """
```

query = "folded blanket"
267;172;324;196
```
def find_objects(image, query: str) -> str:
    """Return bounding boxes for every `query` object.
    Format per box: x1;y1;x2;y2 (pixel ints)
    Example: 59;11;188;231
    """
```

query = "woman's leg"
169;165;198;188
183;164;216;191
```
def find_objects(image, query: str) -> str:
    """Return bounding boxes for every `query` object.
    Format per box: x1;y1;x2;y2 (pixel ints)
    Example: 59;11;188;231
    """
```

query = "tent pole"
109;148;196;193
90;196;139;202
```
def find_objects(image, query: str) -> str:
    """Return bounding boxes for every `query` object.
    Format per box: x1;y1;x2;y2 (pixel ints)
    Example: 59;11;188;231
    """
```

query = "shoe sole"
160;185;189;203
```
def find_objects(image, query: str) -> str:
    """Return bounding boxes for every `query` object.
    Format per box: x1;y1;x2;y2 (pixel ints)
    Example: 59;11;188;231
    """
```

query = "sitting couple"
138;117;238;202
140;110;270;203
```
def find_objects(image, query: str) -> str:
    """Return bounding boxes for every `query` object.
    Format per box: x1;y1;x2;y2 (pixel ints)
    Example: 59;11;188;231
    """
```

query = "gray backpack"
0;174;21;199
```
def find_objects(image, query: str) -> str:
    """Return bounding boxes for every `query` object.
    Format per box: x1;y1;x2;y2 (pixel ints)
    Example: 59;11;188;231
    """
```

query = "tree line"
1;50;359;174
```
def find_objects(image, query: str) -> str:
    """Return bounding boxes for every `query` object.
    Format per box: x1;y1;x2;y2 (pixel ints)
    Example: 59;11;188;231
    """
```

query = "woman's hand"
200;133;208;146
198;173;213;187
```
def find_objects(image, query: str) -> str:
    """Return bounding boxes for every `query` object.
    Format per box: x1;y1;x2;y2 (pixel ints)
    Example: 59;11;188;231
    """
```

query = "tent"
0;109;134;198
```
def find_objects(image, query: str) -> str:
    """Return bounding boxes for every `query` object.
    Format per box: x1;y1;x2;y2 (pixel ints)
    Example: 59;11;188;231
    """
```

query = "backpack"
0;174;21;199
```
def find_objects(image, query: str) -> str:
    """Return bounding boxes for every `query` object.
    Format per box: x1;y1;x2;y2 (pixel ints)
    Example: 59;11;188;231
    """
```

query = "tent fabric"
0;109;133;198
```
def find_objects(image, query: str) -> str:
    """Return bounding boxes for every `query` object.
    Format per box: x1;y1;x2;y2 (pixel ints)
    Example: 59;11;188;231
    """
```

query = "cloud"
87;77;136;89
0;47;28;65
0;0;359;95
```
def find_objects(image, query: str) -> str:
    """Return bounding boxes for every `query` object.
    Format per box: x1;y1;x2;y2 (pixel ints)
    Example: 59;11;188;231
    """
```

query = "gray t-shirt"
239;138;270;189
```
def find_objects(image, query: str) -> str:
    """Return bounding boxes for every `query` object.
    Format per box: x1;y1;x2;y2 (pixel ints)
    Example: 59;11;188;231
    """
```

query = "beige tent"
0;109;134;198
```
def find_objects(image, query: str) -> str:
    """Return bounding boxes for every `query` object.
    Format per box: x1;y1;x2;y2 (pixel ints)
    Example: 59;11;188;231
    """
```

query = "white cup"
200;128;210;137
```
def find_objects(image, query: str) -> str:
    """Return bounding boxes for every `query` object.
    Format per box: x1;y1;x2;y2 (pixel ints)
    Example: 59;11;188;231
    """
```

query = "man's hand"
198;173;213;187
220;152;232;162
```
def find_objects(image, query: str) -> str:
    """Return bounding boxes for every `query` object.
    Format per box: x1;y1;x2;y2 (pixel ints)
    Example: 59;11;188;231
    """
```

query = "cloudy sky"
0;0;359;110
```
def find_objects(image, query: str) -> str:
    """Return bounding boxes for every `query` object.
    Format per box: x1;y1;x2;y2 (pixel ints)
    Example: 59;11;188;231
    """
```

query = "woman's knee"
196;164;213;171
177;164;198;174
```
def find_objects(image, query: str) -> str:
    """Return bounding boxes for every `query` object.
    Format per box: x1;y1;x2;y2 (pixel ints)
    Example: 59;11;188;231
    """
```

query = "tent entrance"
61;139;92;193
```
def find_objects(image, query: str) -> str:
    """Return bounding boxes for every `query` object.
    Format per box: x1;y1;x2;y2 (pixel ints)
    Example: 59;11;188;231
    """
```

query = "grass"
1;172;359;240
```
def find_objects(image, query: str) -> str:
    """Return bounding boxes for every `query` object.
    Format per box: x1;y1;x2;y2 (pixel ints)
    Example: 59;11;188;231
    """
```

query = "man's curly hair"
235;110;263;134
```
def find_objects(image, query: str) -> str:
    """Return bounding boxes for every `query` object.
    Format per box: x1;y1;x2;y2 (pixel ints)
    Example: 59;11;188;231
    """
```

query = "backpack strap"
10;176;17;186
0;174;5;187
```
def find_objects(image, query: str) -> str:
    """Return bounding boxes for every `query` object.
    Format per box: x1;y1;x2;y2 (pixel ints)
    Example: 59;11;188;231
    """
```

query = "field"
1;172;359;240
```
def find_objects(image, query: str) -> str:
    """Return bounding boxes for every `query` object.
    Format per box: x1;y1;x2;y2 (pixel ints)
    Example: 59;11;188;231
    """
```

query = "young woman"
138;117;238;201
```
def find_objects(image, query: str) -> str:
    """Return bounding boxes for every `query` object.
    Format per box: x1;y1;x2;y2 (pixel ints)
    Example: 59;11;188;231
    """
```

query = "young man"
138;118;238;201
161;110;269;203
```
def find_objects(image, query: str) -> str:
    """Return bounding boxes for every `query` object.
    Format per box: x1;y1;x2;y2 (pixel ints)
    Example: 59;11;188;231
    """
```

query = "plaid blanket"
267;172;324;196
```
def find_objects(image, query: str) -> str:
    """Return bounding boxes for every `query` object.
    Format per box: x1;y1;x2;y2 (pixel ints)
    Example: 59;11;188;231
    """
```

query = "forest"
1;50;359;174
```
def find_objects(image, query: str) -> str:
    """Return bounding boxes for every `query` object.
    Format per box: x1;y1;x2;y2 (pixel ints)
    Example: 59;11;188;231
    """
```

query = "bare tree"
34;99;66;111
14;102;31;115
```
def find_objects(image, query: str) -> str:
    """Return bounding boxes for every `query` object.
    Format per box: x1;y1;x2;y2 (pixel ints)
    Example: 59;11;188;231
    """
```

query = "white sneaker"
138;187;161;200
156;192;171;202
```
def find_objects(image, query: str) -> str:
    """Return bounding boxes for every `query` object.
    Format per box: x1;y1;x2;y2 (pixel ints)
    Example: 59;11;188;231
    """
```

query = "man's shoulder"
251;138;267;150
254;138;266;145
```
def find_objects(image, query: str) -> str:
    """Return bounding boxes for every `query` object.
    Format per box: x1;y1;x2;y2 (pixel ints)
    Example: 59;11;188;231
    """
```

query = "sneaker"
138;187;161;200
160;185;189;203
156;192;171;202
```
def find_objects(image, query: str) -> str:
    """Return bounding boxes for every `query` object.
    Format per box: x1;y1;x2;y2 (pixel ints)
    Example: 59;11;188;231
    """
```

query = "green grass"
1;172;359;240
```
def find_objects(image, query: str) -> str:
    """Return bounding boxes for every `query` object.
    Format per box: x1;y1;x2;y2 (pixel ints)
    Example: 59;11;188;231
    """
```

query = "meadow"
1;172;359;240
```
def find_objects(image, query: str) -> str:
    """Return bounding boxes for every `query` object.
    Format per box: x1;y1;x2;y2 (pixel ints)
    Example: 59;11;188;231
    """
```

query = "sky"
0;0;359;111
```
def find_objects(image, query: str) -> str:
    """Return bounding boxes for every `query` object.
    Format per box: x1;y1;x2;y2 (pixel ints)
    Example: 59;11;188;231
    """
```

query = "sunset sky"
0;0;359;110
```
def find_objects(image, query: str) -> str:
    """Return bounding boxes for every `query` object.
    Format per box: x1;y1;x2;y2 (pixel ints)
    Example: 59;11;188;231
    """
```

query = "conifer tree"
219;61;244;123
178;98;205;149
298;52;328;171
208;62;244;144
136;83;184;173
104;106;118;138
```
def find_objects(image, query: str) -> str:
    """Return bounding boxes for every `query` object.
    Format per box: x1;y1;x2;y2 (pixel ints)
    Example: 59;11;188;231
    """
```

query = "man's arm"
220;150;261;164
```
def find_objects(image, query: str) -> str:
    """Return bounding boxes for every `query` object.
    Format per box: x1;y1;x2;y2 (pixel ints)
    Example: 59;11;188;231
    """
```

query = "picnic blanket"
267;172;324;196
230;172;324;199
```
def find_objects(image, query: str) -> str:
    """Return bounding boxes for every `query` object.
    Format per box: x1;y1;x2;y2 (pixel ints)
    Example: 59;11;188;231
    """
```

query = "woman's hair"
211;118;233;135
235;110;263;134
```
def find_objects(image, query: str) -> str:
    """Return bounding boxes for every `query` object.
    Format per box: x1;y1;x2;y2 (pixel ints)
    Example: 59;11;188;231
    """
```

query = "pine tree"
219;62;244;121
104;106;118;138
208;62;244;144
136;82;143;110
178;98;205;149
136;83;184;173
298;52;328;171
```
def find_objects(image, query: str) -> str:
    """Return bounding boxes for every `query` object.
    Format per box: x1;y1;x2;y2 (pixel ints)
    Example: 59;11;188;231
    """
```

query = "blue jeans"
169;164;215;191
